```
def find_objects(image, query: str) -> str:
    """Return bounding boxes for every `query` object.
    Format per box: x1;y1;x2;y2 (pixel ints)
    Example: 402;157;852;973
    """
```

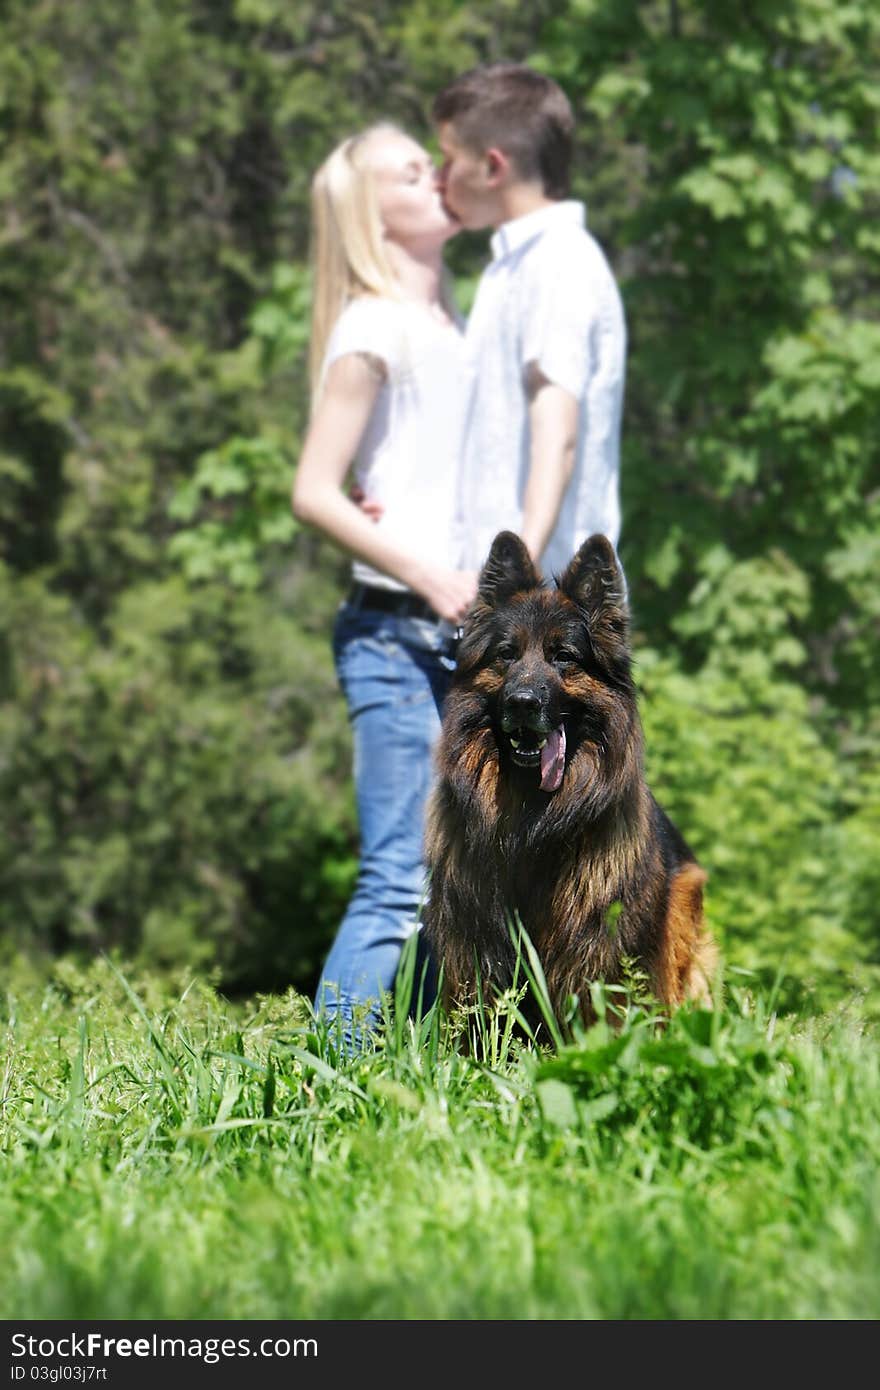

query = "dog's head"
454;531;634;794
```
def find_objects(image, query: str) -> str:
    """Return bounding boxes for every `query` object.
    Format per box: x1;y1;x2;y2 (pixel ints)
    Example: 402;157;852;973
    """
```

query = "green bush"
0;564;356;994
638;646;880;1012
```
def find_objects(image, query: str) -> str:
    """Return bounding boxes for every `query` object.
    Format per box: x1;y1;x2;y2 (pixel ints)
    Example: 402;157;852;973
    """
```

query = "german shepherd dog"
423;531;716;1030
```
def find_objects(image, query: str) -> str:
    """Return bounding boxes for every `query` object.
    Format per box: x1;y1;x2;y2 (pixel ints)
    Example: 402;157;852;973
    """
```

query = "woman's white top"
323;296;469;592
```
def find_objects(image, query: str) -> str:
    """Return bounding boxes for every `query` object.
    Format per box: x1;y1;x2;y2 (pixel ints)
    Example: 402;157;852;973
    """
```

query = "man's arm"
519;363;579;565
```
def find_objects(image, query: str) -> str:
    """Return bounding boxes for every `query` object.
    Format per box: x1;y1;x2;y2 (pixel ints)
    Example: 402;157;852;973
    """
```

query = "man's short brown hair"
433;64;574;199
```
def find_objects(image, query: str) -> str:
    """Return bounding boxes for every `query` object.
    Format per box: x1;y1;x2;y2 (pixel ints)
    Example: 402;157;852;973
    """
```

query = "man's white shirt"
454;200;626;579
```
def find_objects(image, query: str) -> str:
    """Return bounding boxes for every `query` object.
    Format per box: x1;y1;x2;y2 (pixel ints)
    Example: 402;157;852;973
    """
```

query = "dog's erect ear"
558;534;629;633
477;531;541;607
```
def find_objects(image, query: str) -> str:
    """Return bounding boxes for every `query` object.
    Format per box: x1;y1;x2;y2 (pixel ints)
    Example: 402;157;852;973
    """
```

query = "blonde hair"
308;123;403;402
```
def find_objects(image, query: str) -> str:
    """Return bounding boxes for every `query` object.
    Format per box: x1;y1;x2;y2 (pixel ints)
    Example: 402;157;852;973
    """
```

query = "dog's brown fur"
423;531;716;1029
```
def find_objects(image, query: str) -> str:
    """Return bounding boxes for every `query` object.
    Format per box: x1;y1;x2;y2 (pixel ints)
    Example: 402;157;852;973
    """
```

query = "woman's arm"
292;353;476;623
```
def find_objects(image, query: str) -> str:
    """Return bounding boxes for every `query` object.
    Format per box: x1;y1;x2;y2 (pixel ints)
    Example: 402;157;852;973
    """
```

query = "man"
433;63;627;577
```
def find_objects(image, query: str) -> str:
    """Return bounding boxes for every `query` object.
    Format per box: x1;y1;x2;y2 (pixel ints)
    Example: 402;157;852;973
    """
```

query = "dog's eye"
553;649;581;668
495;642;517;662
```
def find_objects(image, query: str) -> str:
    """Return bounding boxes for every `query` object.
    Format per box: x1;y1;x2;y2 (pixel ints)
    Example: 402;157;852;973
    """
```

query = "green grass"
1;951;879;1320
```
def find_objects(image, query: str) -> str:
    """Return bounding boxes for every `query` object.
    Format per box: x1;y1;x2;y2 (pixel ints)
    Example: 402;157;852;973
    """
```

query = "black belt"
346;583;436;622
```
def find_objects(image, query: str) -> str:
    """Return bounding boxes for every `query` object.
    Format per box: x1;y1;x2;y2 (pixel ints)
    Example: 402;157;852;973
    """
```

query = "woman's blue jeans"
314;601;457;1044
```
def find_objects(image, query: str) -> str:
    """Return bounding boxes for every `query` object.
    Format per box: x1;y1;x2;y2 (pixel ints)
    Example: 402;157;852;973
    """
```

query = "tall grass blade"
276;1045;369;1101
507;914;565;1050
102;956;185;1120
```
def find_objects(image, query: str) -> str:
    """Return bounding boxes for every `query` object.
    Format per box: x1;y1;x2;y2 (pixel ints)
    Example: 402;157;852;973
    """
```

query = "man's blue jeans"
314;601;456;1044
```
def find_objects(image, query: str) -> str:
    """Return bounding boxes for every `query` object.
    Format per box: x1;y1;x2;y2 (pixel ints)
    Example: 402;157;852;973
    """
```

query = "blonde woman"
292;124;476;1046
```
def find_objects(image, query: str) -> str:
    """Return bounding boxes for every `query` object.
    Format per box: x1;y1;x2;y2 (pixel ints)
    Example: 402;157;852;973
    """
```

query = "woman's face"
366;131;458;249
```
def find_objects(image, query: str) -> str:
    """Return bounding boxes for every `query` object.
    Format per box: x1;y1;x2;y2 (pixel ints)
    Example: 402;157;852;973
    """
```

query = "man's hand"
349;482;384;523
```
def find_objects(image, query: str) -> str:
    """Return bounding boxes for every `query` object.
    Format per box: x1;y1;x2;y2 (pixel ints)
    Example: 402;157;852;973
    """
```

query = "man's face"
435;122;501;231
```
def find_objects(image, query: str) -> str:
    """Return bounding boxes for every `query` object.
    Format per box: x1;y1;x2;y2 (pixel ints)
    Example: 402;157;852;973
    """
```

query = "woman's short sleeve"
324;298;404;378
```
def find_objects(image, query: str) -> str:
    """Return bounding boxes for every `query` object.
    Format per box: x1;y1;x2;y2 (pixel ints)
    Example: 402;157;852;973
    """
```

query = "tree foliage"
548;0;880;722
1;0;877;1006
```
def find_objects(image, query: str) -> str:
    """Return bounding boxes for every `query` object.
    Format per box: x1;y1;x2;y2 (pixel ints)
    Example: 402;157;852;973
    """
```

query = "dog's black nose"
505;688;541;719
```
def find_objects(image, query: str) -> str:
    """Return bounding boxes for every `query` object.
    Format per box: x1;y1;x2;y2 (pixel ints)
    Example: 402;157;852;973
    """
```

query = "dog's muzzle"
500;689;566;791
501;689;550;757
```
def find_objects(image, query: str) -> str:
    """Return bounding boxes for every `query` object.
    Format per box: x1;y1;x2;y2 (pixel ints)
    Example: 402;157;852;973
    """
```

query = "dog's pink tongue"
539;725;566;793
